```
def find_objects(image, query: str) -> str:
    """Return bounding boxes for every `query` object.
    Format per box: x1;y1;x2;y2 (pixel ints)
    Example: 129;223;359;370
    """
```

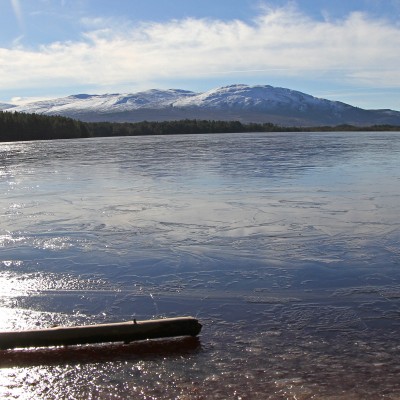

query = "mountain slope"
0;103;15;111
9;84;400;126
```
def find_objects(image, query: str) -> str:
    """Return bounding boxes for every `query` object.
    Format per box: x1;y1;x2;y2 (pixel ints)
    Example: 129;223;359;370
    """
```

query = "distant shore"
1;110;399;142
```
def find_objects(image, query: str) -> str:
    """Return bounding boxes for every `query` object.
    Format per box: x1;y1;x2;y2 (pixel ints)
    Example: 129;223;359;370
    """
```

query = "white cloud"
1;5;400;94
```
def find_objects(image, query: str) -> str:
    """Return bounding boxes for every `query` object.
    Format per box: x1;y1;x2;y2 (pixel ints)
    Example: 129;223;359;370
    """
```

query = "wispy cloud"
1;5;400;94
10;0;24;30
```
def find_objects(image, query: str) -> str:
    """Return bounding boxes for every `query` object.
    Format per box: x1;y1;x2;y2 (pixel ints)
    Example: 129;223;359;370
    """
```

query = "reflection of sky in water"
1;132;400;398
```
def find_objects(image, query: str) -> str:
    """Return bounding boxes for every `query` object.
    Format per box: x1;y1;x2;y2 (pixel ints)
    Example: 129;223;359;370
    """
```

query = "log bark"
0;316;202;350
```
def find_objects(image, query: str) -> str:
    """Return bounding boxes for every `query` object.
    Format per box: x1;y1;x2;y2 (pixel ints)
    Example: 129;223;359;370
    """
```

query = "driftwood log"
0;316;202;350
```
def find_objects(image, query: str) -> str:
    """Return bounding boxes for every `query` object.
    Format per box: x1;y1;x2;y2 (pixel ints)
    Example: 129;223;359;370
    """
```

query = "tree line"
1;110;399;142
0;111;90;142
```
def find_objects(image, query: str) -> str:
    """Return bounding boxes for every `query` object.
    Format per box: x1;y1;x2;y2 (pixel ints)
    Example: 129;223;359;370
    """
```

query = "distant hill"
8;84;400;126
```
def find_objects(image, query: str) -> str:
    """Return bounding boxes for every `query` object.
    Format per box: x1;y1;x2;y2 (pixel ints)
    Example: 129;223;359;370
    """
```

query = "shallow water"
1;132;400;399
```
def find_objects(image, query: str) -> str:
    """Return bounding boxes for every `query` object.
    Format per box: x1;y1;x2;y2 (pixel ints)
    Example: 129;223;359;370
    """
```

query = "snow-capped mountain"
8;84;400;126
174;84;335;109
12;89;195;115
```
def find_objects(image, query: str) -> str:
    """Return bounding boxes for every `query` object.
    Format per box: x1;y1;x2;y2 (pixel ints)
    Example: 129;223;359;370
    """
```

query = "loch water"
1;132;400;399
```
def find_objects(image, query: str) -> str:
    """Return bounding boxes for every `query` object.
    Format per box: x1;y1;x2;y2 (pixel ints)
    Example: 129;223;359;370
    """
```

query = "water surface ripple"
1;132;400;399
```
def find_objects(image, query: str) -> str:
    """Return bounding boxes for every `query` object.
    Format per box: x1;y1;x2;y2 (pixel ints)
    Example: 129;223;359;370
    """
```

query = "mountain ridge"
5;84;400;127
0;103;16;111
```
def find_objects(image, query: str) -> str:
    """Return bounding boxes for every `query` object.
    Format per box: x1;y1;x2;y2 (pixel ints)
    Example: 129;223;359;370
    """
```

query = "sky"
1;0;400;110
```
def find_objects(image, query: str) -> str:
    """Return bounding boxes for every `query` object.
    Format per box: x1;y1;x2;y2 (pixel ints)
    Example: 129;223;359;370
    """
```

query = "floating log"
0;316;202;350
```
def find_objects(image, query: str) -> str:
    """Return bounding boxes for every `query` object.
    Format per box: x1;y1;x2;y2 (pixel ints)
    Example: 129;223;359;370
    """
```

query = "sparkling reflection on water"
1;132;400;399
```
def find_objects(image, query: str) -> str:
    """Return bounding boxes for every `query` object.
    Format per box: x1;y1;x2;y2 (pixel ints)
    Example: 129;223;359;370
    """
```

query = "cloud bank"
1;5;400;94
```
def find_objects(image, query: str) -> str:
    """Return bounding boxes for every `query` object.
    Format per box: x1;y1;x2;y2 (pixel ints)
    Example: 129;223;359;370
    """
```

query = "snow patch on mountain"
0;103;16;111
12;89;197;115
172;84;349;113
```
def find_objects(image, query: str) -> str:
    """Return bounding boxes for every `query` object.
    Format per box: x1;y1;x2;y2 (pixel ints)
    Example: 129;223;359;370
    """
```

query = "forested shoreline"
1;110;399;142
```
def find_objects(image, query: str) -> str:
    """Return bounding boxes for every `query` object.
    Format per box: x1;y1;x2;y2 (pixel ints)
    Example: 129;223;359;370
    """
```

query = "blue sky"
1;0;400;110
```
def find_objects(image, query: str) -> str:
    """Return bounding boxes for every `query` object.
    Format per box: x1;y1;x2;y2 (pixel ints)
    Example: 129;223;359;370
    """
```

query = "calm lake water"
0;132;400;399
